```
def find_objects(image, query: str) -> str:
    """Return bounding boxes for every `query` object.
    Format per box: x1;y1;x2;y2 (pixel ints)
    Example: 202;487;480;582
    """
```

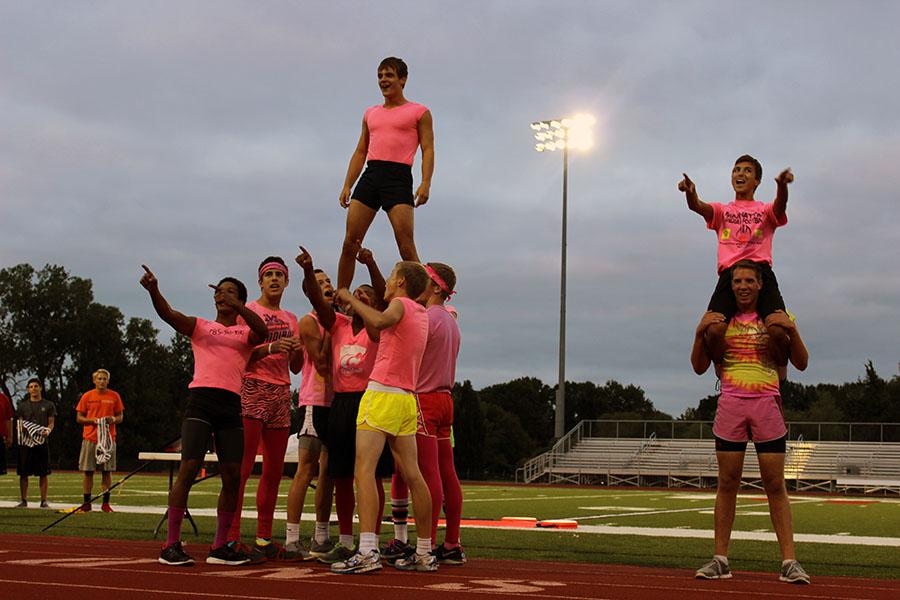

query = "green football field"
1;472;898;579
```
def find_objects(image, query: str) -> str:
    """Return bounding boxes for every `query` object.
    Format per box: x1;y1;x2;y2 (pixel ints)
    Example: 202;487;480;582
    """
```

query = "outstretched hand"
139;265;158;291
775;168;794;186
356;246;374;265
296;245;313;271
678;173;695;195
209;284;243;310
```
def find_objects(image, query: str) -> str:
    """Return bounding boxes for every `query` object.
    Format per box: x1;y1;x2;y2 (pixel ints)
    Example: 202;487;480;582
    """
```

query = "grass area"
1;472;898;579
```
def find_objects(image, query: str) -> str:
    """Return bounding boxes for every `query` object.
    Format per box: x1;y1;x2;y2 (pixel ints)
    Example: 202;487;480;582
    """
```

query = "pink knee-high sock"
375;477;387;535
416;434;442;543
438;438;463;546
334;478;356;536
166;506;186;547
214;509;235;549
256;427;290;539
228;418;263;542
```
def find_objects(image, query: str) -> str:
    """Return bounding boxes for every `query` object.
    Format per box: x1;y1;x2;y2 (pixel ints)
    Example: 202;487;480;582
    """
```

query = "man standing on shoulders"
75;369;124;512
16;378;56;508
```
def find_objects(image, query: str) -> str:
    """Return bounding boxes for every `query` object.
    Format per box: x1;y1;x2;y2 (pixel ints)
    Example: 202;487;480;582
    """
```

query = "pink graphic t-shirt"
330;312;379;393
720;312;780;398
706;200;787;273
364;102;429;166
416;305;461;394
298;312;333;407
189;318;254;395
239;301;299;386
369;297;429;392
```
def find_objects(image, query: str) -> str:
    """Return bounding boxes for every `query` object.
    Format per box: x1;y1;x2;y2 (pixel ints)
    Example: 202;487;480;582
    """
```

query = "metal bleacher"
516;420;900;494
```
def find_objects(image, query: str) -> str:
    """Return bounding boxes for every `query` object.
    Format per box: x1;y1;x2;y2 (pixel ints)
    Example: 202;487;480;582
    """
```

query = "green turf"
1;473;898;579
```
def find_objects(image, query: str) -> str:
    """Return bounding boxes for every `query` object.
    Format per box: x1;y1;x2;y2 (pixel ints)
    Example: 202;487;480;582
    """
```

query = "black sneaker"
159;541;195;566
207;543;252;566
381;538;414;564
14;500;27;508
434;544;467;565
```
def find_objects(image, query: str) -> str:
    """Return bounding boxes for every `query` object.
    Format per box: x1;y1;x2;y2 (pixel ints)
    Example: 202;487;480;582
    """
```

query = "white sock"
285;522;300;545
315;521;329;545
714;554;729;565
359;532;377;554
394;523;408;543
340;534;354;548
416;537;432;556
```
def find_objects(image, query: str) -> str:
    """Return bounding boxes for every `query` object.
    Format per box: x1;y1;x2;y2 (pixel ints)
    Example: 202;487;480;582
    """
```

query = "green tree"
452;380;485;479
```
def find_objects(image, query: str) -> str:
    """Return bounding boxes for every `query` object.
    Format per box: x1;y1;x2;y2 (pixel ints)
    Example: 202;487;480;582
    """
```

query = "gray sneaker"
39;500;51;509
316;542;356;564
331;549;382;574
780;560;810;584
394;551;438;572
283;540;314;561
695;557;732;579
309;538;335;557
15;500;27;508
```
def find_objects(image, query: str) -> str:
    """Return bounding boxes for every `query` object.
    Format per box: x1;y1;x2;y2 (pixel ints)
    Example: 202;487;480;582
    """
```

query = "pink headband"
259;262;289;282
424;264;455;297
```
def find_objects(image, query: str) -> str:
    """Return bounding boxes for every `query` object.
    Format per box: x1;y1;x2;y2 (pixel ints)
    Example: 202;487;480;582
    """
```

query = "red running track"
0;533;897;600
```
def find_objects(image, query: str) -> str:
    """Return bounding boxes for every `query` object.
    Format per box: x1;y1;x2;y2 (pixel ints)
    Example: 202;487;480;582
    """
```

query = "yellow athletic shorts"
356;389;418;437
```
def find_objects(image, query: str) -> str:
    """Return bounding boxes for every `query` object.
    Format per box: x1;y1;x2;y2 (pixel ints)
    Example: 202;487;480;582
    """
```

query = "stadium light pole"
530;114;596;439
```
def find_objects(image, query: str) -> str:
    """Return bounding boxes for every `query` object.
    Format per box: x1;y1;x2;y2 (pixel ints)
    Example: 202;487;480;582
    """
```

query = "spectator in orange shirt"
75;369;124;512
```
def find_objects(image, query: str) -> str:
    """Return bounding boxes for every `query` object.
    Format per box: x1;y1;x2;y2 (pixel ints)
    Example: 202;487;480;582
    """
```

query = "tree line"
2;263;897;480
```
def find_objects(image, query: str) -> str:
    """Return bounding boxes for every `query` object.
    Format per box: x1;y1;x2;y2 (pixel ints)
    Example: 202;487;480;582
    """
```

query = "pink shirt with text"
369;297;429;392
364;102;428;165
298;312;333;407
189;318;253;395
706;199;787;273
416;305;461;394
330;312;379;393
239;301;299;386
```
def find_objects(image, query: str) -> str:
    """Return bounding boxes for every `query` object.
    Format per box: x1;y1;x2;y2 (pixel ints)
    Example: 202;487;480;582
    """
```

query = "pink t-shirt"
364;102;429;166
330;313;379;393
239;301;299;386
298;312;333;407
189;318;254;395
416;305;461;394
720;312;780;398
706;200;787;273
369;297;429;392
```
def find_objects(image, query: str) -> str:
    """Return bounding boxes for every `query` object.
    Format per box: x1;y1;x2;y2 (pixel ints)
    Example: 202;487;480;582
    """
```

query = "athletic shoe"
101;503;113;513
14;500;27;508
253;540;306;562
394;551;438;572
207;543;252;566
159;541;195;566
695;557;732;580
39;501;51;509
316;543;356;564
330;549;382;574
309;538;335;558
283;540;315;561
227;541;266;565
433;544;467;565
60;505;89;514
780;560;811;584
381;538;415;564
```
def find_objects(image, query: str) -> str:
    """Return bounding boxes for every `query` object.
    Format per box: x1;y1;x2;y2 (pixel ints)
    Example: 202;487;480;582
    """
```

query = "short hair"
378;56;408;79
93;369;110;379
395;261;429;298
426;262;456;299
217;277;248;303
313;268;325;275
27;377;42;388
731;259;762;282
257;256;286;272
734;154;762;181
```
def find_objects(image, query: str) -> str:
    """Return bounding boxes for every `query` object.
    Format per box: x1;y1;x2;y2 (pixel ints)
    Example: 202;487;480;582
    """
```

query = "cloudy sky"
2;1;898;417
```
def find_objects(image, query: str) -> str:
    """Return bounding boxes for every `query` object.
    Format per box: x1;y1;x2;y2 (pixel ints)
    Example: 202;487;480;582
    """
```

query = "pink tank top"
369;297;429;392
416;306;461;394
707;200;787;273
239;301;299;386
330;313;379;393
298;312;333;407
189;318;254;395
364;102;429;165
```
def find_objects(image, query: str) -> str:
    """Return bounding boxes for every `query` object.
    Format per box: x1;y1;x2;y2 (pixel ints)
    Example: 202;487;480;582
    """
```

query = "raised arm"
678;173;714;222
299;315;328;378
356;247;387;310
772;168;793;222
415;110;435;207
296;246;336;330
336;290;404;331
339;118;370;209
691;311;726;375
140;265;196;337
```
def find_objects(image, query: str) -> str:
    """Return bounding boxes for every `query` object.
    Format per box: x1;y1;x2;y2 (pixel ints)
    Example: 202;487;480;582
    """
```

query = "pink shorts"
712;393;787;444
416;391;453;439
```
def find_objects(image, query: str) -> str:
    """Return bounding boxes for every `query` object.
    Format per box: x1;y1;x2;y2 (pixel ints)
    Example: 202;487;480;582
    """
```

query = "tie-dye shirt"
720;311;780;397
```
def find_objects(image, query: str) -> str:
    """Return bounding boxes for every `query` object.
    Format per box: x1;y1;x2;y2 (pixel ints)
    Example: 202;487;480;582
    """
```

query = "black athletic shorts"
17;444;51;477
715;434;787;454
0;441;7;475
181;387;244;462
352;160;414;212
327;391;394;479
708;261;785;322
